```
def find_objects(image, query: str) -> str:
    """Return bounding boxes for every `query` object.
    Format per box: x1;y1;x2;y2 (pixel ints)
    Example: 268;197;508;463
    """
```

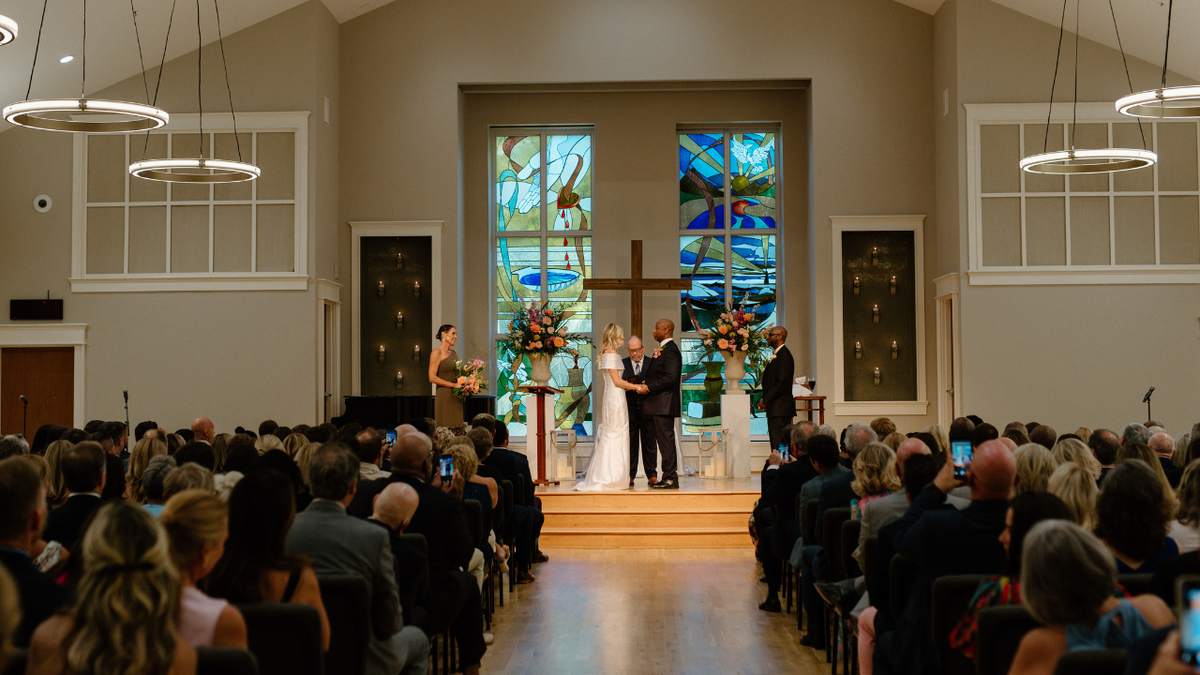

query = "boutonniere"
653;349;662;358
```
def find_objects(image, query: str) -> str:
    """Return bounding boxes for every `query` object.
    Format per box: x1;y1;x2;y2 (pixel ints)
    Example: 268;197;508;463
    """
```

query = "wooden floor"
480;548;825;674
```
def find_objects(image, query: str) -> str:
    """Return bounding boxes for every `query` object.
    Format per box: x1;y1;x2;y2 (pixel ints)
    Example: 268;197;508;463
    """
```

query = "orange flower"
531;324;542;334
545;309;554;316
554;337;565;347
717;338;729;350
719;325;729;335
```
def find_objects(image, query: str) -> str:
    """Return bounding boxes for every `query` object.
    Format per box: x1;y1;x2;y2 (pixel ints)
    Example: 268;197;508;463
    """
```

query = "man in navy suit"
622;336;657;486
757;326;795;450
638;319;682;489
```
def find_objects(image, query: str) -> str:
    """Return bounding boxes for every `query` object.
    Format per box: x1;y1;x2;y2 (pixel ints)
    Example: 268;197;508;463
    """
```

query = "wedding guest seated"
1012;443;1056;496
355;428;391;481
870;417;896;438
1150;432;1184;488
1124;422;1153;447
254;434;284;455
1003;423;1032;447
368;483;428;629
880;432;904;452
1030;424;1057;450
1008;520;1176;675
850;443;901;520
223;445;259;475
125;437;168;503
1048;462;1098;530
1095;460;1178;574
1089;428;1121;484
286;443;428;675
43;441;107;551
44;439;72;509
971;423;999;447
0;566;17;673
949;492;1074;662
873;441;1015;674
211;433;232;471
92;422;128;501
1075;427;1094;445
1167;461;1200;553
1050;438;1103;482
160;490;247;649
163;463;216;500
142;456;178;516
796;434;850;646
757;421;818;613
0;457;67;648
173;442;216;472
206;469;329;649
484;421;544;577
26;501;197;675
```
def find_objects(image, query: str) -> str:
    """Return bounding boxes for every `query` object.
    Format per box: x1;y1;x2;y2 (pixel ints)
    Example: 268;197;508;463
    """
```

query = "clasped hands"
633;384;650;395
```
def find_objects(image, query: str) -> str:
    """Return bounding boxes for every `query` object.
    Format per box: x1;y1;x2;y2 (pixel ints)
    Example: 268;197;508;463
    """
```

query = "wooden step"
543;509;750;530
538;490;759;511
538;527;749;549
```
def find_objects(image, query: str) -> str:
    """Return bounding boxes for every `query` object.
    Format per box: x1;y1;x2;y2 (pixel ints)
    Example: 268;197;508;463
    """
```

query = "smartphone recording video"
385;429;397;445
951;440;973;480
1177;577;1200;669
439;456;454;480
778;443;789;462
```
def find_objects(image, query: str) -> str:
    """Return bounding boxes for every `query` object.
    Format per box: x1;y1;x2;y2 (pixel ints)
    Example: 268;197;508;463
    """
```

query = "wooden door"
1;347;74;437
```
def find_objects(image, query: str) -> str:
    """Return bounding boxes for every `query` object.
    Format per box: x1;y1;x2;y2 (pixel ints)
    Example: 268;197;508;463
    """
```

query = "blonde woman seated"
1008;520;1175;675
1047;462;1097;530
574;323;643;492
1012;444;1057;496
1050;438;1102;482
160;490;247;649
850;442;901;520
444;437;497;590
27;502;198;675
125;437;168;503
1168;461;1200;554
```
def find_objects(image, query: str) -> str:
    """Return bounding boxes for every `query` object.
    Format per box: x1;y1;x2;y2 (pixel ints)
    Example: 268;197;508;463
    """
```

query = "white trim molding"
966;103;1200;286
830;216;929;417
71;111;310;293
317;279;342;422
0;324;88;427
933;273;963;427
349;221;443;396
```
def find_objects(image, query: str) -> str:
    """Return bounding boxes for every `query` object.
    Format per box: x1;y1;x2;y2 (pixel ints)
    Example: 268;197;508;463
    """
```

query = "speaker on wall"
10;299;64;321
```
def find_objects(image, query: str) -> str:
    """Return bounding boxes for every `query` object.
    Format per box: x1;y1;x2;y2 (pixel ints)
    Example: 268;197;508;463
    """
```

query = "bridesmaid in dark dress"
428;324;464;427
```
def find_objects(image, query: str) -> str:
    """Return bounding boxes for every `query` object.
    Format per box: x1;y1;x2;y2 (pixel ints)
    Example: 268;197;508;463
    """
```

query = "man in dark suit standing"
757;327;795;451
639;319;682;489
622;335;657;486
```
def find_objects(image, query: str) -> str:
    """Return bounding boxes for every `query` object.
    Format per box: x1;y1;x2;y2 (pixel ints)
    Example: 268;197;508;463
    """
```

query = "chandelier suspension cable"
141;0;179;159
1161;0;1173;89
213;0;243;161
1043;0;1069;153
1071;0;1079;150
81;0;86;98
196;0;203;152
130;0;151;105
1108;0;1146;147
24;0;49;100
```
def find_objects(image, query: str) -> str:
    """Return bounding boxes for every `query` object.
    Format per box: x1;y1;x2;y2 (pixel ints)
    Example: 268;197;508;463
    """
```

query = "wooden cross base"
583;240;691;341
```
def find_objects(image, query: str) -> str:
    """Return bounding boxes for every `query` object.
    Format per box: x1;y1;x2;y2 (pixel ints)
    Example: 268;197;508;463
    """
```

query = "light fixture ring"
1020;148;1157;175
0;14;18;46
3;98;169;133
1116;86;1200;119
128;157;261;184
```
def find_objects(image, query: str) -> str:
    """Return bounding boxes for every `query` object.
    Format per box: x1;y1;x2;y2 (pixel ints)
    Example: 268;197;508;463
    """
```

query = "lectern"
518;385;563;485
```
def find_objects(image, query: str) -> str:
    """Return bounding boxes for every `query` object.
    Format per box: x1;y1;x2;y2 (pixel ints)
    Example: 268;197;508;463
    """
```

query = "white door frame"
349;221;443;395
934;273;963;427
0;324;88;428
317;279;342;421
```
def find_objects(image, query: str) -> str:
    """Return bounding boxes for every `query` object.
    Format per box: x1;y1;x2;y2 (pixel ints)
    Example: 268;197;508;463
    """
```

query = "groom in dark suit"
757;326;795;450
638;319;682;489
622;336;658;486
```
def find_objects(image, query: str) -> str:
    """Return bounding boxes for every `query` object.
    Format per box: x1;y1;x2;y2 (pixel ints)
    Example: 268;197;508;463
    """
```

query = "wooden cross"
583;240;691;341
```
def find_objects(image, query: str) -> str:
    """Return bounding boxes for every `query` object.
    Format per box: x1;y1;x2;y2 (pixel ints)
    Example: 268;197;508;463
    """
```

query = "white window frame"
830;215;928;417
966;103;1200;286
71;111;310;292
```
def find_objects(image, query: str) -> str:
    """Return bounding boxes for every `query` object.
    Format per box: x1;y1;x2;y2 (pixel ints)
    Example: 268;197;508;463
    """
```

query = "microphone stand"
21;397;27;439
1144;386;1156;421
123;390;130;437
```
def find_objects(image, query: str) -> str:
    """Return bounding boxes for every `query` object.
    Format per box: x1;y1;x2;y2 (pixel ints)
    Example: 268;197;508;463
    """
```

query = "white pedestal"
721;394;751;478
522;393;557;479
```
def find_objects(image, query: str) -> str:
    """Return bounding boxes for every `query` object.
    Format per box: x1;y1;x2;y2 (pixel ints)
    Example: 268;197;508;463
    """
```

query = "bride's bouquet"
453;359;488;401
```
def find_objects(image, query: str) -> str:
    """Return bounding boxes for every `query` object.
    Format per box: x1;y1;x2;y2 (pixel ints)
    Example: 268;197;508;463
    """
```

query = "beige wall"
0;1;339;433
947;0;1200;432
340;0;939;430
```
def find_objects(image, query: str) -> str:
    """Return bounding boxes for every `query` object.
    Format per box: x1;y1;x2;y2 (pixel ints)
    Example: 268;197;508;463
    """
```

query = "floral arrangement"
453;359;488;401
698;294;772;355
496;301;593;357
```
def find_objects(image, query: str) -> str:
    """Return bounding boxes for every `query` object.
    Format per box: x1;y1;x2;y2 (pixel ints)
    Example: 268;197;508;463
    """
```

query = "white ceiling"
0;0;1190;134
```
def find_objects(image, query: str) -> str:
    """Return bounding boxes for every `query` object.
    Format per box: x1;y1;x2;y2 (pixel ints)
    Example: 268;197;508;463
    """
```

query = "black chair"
197;647;260;675
840;519;862;580
976;605;1041;675
888;554;921;620
237;603;324;675
462;499;484;549
818;507;852;668
930;574;987;675
497;479;514;609
1051;648;1128;675
318;575;371;675
2;649;26;675
861;535;878;586
801;498;819;543
398;533;431;631
1118;574;1154;597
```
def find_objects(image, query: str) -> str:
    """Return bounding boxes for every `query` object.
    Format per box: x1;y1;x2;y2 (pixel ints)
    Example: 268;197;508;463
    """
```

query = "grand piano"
333;396;496;430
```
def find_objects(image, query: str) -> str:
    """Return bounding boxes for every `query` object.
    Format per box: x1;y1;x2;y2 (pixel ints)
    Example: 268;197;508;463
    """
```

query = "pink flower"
717;338;729;350
702;339;712;346
738;328;748;337
740;344;748;351
558;326;567;336
543;317;553;326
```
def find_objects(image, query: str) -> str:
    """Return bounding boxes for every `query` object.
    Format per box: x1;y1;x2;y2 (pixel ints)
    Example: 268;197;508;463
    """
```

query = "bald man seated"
873;441;1017;675
190;418;215;445
368;483;429;628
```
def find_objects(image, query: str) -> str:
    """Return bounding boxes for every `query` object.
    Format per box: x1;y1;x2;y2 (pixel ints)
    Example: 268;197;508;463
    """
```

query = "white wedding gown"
574;352;630;491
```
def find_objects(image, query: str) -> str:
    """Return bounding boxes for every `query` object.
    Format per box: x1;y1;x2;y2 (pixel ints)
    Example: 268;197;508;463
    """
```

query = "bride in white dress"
574;323;641;491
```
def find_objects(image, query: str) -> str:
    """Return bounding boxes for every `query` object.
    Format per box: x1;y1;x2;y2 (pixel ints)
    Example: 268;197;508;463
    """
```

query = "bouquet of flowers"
453;358;488;401
496;301;593;357
698;294;772;356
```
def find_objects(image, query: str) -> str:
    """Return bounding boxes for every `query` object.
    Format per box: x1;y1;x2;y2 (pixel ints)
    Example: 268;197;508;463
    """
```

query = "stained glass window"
679;129;781;437
493;128;594;438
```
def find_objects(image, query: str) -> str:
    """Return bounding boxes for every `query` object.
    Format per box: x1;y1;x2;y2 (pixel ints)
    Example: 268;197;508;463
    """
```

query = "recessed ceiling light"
59;55;73;63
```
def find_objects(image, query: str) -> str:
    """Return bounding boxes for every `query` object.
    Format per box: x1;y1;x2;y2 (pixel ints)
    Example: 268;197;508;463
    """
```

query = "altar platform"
536;475;760;549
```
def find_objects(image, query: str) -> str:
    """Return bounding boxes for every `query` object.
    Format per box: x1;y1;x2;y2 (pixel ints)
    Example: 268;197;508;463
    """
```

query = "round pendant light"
3;98;167;133
127;0;259;184
1117;87;1200;118
0;14;18;45
1020;0;1154;175
129;158;260;183
7;0;167;134
1019;148;1157;174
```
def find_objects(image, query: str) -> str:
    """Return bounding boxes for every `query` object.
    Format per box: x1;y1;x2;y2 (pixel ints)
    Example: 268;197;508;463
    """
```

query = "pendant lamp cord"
1071;0;1079;150
141;0;178;160
81;0;86;98
1044;0;1069;153
24;0;49;100
196;0;203;159
1108;0;1147;149
130;0;151;106
213;0;243;162
1161;0;1173;89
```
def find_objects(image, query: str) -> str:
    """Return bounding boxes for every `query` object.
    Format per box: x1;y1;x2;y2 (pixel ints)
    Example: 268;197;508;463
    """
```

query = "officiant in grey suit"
622;335;658;486
639;319;682;489
758;326;795;450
